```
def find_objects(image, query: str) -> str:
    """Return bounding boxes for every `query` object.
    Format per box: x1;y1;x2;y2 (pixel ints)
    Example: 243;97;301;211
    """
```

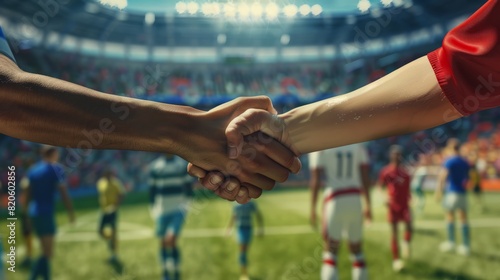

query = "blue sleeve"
0;27;16;63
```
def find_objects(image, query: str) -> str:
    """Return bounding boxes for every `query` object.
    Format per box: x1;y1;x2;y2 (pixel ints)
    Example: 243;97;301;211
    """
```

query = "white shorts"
322;192;363;243
443;193;467;212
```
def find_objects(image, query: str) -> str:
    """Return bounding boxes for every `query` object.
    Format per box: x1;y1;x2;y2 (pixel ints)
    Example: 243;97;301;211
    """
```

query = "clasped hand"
183;96;298;203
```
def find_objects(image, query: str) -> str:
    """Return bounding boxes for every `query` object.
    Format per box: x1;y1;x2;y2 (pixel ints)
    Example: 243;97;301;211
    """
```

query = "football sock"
351;253;368;280
30;256;50;280
321;251;337;280
239;251;248;266
172;246;181;280
447;222;455;243
160;247;171;279
461;223;470;247
404;230;412;242
391;237;399;260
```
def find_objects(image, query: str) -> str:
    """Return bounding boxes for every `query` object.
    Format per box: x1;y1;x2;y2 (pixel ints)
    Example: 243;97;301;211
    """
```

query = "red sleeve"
427;0;500;116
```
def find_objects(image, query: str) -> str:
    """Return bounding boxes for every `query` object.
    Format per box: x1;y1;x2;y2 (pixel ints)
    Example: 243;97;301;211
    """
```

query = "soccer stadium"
1;0;500;279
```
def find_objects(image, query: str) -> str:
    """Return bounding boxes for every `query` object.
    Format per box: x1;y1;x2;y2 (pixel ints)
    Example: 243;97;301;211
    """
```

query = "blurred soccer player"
410;154;430;215
435;139;471;255
378;145;412;272
96;169;126;263
226;201;264;280
309;143;371;280
23;146;75;280
148;154;193;280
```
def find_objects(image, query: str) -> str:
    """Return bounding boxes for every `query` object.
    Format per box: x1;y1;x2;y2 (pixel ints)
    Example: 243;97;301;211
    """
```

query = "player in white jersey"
148;154;194;280
309;143;371;280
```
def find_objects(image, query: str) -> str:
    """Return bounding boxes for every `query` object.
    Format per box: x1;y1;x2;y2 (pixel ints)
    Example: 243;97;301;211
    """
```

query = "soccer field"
3;189;500;280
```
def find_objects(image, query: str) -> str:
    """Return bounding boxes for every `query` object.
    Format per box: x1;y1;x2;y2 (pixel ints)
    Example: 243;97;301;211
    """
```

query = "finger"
235;186;251;204
240;150;290;183
226;109;277;159
237;171;275;191
242;183;263;199
214;177;241;201
198;171;225;191
247;132;302;174
233;96;277;115
187;163;207;179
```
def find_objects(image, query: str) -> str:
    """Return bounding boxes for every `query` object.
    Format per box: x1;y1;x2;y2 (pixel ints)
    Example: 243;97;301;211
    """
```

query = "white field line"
55;217;500;243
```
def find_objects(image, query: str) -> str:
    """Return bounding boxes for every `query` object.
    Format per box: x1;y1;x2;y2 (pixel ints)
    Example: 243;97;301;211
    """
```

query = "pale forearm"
281;56;461;154
0;58;198;154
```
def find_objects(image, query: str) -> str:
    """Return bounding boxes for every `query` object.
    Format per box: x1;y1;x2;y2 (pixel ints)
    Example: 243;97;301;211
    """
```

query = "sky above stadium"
96;0;392;15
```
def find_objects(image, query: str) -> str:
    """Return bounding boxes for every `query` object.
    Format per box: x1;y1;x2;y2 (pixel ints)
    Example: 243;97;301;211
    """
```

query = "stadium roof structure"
0;0;486;63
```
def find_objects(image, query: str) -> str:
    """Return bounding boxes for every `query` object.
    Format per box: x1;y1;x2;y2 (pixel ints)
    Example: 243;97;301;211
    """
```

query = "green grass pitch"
2;188;500;280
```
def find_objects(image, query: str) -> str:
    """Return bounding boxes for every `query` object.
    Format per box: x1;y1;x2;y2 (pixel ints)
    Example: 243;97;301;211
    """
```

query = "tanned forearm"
280;56;461;154
0;57;197;154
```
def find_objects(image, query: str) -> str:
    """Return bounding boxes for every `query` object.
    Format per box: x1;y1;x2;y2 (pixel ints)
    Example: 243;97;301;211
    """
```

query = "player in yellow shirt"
97;169;126;263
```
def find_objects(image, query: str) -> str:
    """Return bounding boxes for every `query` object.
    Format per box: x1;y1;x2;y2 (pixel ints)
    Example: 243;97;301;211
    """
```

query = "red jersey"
379;164;411;210
427;0;500;116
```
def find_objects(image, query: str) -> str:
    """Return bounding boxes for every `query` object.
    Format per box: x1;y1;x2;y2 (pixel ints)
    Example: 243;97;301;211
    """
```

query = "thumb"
225;109;282;159
232;96;278;116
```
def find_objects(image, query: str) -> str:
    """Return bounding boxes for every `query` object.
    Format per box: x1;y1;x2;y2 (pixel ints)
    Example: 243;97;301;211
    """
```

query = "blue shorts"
31;215;56;237
237;227;253;245
156;210;185;238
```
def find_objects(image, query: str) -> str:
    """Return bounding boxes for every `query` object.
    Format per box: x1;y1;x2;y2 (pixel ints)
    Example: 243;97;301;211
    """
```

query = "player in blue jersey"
148;154;194;280
226;201;264;280
23;146;75;280
435;139;471;256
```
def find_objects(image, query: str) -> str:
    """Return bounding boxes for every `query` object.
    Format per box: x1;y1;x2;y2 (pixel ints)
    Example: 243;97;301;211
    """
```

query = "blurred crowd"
2;49;500;192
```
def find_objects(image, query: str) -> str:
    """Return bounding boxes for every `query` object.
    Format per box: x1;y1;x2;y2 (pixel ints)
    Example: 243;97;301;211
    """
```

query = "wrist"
276;112;299;155
147;102;203;157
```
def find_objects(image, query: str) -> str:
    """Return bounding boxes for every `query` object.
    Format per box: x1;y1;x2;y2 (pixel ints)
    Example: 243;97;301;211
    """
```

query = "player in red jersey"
378;145;412;272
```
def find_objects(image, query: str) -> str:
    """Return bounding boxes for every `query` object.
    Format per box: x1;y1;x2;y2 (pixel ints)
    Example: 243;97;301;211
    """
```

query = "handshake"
180;96;301;204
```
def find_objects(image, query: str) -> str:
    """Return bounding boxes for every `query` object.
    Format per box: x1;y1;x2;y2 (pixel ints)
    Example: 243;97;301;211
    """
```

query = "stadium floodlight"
380;0;393;6
212;3;221;15
265;2;279;19
187;1;199;14
311;4;323;16
393;0;404;7
250;2;264;18
357;0;371;13
238;3;250;19
201;3;212;15
280;34;290;45
299;4;311;16
176;1;187;14
283;4;298;18
98;0;127;9
145;12;155;25
224;3;237;18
